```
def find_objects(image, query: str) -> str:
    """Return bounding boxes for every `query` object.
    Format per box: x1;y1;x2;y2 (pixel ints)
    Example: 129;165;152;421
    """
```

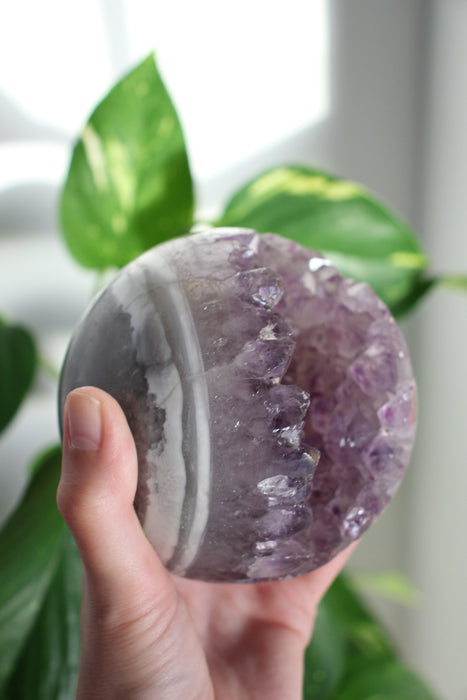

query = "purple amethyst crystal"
59;228;416;582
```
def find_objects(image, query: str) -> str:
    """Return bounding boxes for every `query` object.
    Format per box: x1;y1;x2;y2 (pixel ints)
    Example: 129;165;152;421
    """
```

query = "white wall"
0;1;465;697
399;2;467;695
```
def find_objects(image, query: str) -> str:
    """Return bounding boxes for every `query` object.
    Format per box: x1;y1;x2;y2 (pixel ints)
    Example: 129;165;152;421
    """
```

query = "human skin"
58;387;355;700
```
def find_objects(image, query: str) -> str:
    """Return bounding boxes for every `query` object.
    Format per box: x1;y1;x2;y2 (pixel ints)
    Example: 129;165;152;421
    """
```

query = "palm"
173;548;352;699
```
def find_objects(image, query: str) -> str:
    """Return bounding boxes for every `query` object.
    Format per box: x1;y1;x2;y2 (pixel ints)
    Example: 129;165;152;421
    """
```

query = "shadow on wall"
328;0;427;224
0;90;70;235
0;184;59;235
0;90;68;142
199;0;426;229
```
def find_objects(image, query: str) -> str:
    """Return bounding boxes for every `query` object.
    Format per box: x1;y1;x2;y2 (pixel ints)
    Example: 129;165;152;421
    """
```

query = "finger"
303;542;358;606
59;388;214;700
57;387;174;613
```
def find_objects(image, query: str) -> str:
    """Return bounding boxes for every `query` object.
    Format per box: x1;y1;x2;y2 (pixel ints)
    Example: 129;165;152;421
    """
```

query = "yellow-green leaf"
218;165;430;315
60;54;194;269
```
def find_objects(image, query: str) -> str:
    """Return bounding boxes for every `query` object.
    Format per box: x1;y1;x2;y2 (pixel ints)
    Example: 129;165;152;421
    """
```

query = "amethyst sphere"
59;228;416;582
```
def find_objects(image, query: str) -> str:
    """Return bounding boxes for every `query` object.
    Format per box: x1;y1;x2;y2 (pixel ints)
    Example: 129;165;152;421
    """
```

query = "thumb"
58;388;213;699
57;386;175;614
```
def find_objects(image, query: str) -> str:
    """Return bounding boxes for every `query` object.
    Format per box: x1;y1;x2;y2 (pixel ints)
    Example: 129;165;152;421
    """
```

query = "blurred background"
0;1;466;697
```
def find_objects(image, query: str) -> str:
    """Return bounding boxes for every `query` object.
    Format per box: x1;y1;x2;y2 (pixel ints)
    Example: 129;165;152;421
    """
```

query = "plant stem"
439;273;467;291
39;356;60;381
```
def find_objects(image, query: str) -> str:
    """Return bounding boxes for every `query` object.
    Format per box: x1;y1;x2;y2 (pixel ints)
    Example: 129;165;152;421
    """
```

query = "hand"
58;387;355;700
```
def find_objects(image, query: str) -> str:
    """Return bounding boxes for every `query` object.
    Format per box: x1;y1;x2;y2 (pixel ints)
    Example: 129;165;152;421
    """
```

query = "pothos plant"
2;53;462;699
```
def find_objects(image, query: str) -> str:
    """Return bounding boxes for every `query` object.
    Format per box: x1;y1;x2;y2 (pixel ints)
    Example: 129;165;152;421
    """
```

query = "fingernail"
66;392;102;451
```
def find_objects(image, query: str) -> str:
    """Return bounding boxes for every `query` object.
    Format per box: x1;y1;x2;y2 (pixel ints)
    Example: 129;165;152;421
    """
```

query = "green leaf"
6;533;81;700
318;575;439;698
303;602;346;699
0;318;37;434
60;53;194;269
0;446;65;693
348;570;420;607
323;574;395;661
388;275;437;318
218;165;430;315
389;272;467;316
336;660;439;700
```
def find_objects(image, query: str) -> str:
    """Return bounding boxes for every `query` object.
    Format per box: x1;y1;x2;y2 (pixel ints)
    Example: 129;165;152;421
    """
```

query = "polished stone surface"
59;228;416;582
